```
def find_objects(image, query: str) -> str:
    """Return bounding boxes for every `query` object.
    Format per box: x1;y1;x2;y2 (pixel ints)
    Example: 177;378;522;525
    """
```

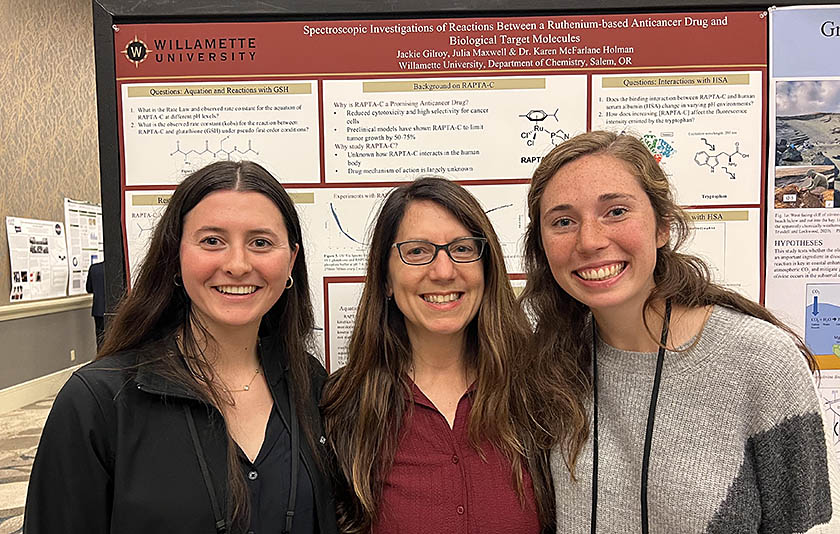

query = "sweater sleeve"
803;375;840;534
24;374;114;534
748;334;840;533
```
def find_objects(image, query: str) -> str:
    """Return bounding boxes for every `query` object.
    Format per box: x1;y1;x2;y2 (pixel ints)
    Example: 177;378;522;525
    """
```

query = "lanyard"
590;299;671;534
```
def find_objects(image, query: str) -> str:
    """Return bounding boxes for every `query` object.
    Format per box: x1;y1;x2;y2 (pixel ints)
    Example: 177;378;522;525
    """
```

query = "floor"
0;396;54;534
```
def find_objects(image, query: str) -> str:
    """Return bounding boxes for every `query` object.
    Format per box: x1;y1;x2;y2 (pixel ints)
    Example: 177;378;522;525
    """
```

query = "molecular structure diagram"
640;133;676;163
171;136;259;164
136;220;156;238
519;108;569;147
694;138;747;179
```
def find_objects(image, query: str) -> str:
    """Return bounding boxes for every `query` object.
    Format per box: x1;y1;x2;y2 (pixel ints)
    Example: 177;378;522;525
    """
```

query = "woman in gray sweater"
521;130;840;533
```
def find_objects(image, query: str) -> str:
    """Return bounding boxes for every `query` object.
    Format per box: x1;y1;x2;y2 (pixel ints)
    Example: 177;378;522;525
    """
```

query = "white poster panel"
325;279;365;372
6;216;69;301
121;81;321;185
323;75;587;182
592;71;763;206
64;198;104;295
683;208;761;301
818;370;840;461
125;191;173;283
767;6;840;374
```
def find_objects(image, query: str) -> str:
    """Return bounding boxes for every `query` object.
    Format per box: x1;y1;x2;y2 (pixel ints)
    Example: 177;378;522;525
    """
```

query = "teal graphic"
805;283;840;355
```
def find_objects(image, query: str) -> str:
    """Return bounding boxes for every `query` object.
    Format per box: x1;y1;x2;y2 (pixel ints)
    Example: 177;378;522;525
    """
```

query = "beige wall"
0;0;101;306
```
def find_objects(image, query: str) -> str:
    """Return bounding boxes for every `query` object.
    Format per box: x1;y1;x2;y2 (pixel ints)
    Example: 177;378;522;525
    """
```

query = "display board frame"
91;0;834;323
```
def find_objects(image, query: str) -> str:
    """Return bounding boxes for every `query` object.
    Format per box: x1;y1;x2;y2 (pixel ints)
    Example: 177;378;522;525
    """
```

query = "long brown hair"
321;176;553;532
521;130;817;477
99;160;318;531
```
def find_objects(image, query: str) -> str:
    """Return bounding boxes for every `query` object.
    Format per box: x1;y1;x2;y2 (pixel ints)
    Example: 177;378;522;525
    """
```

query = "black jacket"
24;336;338;534
85;262;105;317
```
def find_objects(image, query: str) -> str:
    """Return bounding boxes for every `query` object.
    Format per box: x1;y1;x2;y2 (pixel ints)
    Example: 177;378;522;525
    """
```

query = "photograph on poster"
775;80;840;209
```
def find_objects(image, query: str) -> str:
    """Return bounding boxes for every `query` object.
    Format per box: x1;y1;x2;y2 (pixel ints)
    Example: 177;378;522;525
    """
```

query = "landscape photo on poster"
775;80;840;209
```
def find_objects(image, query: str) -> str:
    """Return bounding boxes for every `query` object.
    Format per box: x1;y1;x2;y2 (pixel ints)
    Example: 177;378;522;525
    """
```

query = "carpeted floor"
0;396;54;534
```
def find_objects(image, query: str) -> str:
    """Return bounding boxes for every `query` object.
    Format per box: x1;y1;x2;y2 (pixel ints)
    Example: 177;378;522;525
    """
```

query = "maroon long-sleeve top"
372;383;541;534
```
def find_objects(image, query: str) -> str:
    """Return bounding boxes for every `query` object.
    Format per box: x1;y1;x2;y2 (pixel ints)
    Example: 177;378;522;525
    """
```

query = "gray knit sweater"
551;305;840;533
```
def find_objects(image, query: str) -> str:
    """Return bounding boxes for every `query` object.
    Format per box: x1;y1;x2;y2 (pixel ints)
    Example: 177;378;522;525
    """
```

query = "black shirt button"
248;470;258;480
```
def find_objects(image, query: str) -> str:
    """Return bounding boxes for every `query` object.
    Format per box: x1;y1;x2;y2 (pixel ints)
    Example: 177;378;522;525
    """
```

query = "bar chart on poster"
114;12;767;368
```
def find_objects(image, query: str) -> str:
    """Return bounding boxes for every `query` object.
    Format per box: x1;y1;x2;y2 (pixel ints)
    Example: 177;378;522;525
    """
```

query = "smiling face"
387;200;485;346
539;153;668;319
179;189;298;337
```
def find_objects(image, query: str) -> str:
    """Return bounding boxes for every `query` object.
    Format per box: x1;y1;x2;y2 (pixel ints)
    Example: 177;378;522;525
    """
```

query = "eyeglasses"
392;237;487;266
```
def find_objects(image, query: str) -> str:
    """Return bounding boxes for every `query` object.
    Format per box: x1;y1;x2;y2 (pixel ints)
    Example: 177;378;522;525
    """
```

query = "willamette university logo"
123;36;154;67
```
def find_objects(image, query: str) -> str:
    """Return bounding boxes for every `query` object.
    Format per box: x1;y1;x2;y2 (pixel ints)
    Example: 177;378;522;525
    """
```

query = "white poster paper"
6;216;69;301
64;198;104;295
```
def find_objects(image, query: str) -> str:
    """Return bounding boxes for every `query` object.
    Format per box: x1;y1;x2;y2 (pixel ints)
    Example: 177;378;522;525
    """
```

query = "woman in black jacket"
24;161;337;534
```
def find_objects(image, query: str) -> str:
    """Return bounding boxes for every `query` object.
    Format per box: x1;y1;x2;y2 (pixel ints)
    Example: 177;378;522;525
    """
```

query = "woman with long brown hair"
322;176;552;533
522;130;840;532
25;161;337;534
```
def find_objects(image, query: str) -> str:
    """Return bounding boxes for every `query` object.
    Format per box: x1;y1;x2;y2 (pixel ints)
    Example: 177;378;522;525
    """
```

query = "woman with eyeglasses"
322;177;553;534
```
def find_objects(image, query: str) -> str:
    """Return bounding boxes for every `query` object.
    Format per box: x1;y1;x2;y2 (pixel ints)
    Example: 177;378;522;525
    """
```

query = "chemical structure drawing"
518;108;569;147
171;136;259;171
136;221;156;238
694;138;748;179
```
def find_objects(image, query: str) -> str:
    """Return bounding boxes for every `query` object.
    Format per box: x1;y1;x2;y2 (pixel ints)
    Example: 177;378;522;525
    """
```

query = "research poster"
767;6;840;371
64;198;104;295
6;217;69;302
768;6;840;462
114;12;766;370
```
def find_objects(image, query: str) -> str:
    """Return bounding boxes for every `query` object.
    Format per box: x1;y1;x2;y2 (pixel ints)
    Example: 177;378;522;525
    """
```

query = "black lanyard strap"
284;381;300;534
184;404;227;534
591;299;671;534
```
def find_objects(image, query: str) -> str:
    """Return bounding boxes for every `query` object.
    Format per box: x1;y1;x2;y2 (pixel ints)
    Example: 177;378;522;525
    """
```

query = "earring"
285;276;294;289
173;273;182;287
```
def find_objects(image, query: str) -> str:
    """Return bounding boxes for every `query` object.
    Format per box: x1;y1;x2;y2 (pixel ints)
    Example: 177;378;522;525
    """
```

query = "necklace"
174;333;262;393
590;299;671;534
225;367;261;392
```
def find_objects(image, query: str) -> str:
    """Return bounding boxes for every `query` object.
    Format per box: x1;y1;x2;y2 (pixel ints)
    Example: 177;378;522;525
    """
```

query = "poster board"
767;5;840;371
5;217;69;302
64;198;104;295
106;10;767;370
767;4;840;463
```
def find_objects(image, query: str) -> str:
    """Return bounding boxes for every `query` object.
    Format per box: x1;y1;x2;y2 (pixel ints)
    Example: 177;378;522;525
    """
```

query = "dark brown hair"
521;130;817;477
98;160;317;530
322;176;553;532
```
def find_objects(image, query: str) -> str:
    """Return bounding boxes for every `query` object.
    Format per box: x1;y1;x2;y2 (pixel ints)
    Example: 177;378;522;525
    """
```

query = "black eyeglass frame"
392;237;488;266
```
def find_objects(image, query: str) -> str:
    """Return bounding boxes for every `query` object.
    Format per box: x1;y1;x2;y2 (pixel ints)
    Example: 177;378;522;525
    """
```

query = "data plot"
465;183;529;273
